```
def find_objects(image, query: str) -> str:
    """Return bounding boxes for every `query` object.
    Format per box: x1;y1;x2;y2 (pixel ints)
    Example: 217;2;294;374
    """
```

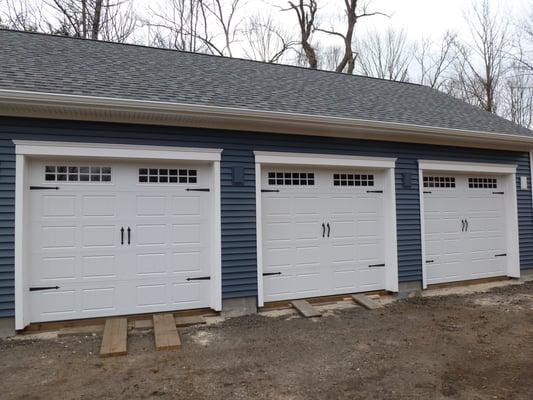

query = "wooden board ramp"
291;300;322;318
352;294;381;310
153;313;182;351
100;318;128;357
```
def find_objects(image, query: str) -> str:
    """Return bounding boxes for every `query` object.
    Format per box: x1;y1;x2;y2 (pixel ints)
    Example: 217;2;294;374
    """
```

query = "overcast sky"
138;0;529;42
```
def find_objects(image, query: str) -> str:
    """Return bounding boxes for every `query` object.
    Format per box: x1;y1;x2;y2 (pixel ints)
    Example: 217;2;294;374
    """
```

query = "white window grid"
333;173;374;187
138;168;197;184
468;177;497;189
423;176;456;188
45;166;112;182
267;172;315;186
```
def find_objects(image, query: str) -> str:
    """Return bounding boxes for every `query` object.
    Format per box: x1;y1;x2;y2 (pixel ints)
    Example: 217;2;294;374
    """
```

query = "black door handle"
327;223;331;237
461;219;465;232
465;219;469;232
322;223;325;238
127;227;131;245
120;227;124;245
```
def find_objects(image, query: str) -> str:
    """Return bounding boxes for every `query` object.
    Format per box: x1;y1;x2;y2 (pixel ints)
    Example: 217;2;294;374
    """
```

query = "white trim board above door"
13;140;223;330
418;160;520;289
254;151;399;307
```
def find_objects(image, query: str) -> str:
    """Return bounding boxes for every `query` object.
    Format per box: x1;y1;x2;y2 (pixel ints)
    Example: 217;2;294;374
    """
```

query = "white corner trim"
13;140;222;162
211;161;223;311
255;162;264;307
384;168;399;292
418;160;517;174
506;173;521;278
418;169;428;289
14;154;28;330
253;151;397;169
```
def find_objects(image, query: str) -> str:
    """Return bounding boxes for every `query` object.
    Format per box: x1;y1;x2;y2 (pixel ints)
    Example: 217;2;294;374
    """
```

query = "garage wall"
0;117;532;317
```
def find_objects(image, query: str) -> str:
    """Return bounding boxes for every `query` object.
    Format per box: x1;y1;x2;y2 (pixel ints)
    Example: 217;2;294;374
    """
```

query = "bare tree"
284;0;318;69
318;44;343;71
148;0;209;53
355;27;412;81
242;14;296;63
316;0;386;74
149;0;244;57
413;32;458;90
513;1;533;74
451;0;510;113
1;0;43;31
502;67;533;128
200;0;244;57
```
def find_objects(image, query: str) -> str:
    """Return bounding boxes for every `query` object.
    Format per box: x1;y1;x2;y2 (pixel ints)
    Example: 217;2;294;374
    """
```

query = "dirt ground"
1;281;533;400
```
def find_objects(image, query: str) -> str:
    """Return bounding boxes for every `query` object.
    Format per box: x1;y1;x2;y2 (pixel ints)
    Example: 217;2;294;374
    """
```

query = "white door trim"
13;140;222;161
418;160;520;289
254;151;399;307
13;140;223;329
254;151;397;169
418;160;517;174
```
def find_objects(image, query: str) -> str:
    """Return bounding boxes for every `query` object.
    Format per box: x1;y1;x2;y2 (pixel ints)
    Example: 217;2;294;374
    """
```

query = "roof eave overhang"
1;89;532;151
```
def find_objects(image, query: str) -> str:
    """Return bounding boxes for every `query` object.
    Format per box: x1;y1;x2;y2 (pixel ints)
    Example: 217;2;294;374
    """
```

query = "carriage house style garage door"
420;161;521;287
16;142;222;326
256;152;399;304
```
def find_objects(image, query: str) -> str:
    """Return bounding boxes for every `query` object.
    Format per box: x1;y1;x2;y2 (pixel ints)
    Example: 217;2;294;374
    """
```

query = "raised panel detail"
42;195;76;217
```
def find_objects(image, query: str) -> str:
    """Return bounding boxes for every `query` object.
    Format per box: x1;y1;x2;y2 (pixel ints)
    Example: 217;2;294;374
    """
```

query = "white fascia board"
254;151;397;169
13;140;222;161
418;160;517;174
3;89;533;149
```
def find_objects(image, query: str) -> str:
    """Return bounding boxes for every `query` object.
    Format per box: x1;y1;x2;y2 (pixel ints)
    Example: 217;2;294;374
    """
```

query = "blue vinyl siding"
0;117;532;317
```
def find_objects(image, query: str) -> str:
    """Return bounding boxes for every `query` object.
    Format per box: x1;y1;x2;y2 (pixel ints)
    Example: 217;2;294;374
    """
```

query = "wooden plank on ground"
352;294;381;310
175;315;206;327
100;318;128;357
291;300;322;318
153;313;182;351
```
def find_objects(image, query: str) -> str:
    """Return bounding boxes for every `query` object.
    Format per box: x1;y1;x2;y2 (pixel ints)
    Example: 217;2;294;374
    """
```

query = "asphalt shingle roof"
1;29;532;137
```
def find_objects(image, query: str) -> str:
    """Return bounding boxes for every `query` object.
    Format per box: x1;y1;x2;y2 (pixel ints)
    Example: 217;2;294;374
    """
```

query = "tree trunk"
92;0;104;39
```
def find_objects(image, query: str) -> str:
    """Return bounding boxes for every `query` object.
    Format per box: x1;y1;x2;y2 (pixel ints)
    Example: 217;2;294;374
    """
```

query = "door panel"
424;174;507;285
28;160;213;323
262;167;387;302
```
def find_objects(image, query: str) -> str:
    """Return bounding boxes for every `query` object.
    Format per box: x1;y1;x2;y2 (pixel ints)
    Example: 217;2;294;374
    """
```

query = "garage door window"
333;173;374;187
45;166;112;182
423;176;455;188
267;172;315;186
138;168;197;184
468;177;497;189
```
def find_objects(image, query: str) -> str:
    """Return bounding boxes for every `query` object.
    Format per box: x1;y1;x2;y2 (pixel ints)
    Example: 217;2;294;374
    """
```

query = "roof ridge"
0;28;425;88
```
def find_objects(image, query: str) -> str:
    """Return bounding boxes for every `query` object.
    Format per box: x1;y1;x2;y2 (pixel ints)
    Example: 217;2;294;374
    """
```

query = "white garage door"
423;174;508;285
28;160;214;323
261;168;386;302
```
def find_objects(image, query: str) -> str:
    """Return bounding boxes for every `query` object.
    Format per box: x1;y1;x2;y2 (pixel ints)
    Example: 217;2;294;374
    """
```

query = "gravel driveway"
1;280;533;400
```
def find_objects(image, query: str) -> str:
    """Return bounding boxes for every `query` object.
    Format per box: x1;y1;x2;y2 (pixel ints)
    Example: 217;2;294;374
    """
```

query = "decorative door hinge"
30;186;59;190
186;188;210;192
29;286;60;292
368;263;385;268
494;253;507;257
492;191;505;195
263;272;282;276
186;276;211;281
366;190;383;193
261;189;280;193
